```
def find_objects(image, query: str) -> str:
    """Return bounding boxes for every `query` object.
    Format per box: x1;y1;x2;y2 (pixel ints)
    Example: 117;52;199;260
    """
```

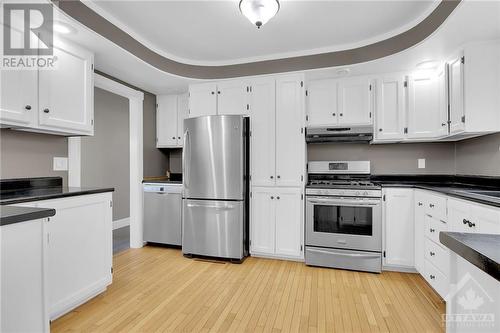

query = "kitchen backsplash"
455;133;500;177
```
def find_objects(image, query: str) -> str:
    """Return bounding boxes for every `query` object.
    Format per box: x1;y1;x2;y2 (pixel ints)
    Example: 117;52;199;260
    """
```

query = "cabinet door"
0;20;37;126
448;198;473;233
188;83;217;117
0;70;37;126
156;95;178;147
448;55;465;134
250;187;276;255
436;67;449;137
217;80;249;115
176;93;189;146
275;188;303;259
337;77;373;125
306;79;338;126
375;75;405;140
414;191;426;273
37;194;112;319
250;77;276;187
407;74;441;139
38;41;94;134
383;188;414;268
472;204;500;235
1;219;49;333
275;74;305;187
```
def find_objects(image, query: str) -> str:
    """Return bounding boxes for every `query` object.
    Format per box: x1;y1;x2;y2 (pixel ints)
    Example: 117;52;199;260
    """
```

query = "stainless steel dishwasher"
143;182;182;245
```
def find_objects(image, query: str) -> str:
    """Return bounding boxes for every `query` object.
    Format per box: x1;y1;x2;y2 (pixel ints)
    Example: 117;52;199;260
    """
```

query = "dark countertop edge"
0;188;115;206
377;183;500;208
1;206;56;226
142;180;183;184
439;232;500;282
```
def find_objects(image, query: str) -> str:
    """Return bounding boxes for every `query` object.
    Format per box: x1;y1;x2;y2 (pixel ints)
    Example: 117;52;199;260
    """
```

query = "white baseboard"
113;217;130;230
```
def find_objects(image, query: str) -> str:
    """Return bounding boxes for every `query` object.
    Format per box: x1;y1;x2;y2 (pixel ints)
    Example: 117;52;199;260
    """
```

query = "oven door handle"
307;248;380;259
307;198;380;206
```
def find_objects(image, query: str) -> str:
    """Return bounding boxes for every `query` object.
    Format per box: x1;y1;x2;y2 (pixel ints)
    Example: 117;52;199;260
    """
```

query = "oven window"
314;205;373;236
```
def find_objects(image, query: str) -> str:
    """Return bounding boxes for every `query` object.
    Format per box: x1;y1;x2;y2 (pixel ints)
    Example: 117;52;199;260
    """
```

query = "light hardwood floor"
52;246;445;332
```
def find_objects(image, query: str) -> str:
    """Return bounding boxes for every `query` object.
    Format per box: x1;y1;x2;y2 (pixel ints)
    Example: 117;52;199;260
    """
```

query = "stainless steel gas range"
305;161;382;273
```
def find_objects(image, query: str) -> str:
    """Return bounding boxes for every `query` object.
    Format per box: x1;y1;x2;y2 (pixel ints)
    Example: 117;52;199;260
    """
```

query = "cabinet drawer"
424;259;449;299
424;238;449;276
424;193;447;222
425;214;448;245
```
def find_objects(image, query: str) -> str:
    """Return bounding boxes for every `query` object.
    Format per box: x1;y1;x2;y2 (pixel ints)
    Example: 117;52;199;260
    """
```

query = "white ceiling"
85;0;440;66
54;0;500;94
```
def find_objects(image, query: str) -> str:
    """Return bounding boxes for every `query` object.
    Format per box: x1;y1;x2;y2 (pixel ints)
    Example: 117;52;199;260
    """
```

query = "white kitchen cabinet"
407;73;447;139
157;95;178;147
337;76;373;126
448;197;500;234
157;93;189;148
35;193;113;320
447;53;465;135
177;93;189;146
275;74;306;187
188;82;217;117
217;80;250;115
0;69;38;126
250;186;303;260
374;74;406;141
383;188;414;269
306;79;338;126
275;188;303;258
38;40;94;135
414;190;426;273
250;77;276;187
1;218;49;333
446;41;500;139
250;187;276;255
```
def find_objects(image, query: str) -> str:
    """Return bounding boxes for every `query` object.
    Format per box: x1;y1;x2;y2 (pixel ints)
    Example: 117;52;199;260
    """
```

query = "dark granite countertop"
1;206;56;226
142;180;182;185
372;175;500;208
0;177;114;205
440;232;500;282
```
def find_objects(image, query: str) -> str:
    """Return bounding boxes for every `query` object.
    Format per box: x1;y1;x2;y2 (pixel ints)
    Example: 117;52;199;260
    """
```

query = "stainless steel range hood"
305;126;373;143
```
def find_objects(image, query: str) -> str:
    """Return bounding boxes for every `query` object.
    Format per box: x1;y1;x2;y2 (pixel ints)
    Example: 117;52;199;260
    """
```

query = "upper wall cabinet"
446;41;500;140
0;39;94;136
374;74;406;141
188;80;249;117
337;77;373;126
157;93;188;148
306;76;373;127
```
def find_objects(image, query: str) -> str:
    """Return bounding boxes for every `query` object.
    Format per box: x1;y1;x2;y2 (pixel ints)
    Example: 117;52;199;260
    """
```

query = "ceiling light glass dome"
239;0;280;29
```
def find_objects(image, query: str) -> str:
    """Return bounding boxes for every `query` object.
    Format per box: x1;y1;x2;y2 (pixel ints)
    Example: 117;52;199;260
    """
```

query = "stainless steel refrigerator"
182;115;249;261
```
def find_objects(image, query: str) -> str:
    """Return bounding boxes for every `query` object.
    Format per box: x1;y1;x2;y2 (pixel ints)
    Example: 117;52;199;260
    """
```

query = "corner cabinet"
250;187;304;260
157;93;188;148
382;188;415;269
0;38;94;136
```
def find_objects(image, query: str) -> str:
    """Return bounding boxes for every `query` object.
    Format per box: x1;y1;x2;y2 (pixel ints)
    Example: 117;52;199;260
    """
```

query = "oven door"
306;196;382;252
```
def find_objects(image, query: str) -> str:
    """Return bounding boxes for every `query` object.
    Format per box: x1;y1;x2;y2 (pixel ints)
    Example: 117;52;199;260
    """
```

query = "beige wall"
308;142;457;175
0;129;68;185
455;133;500;177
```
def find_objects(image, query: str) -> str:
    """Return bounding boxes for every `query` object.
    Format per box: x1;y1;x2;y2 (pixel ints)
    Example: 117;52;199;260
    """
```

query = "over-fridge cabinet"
156;93;188;148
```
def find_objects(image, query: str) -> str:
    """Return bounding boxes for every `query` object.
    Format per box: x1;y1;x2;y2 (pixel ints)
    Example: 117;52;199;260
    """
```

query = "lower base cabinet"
18;193;113;320
1;218;50;333
250;187;304;260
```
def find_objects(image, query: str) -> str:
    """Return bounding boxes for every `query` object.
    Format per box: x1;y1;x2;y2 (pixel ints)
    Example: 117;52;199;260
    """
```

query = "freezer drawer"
182;199;244;260
305;246;381;273
143;190;182;246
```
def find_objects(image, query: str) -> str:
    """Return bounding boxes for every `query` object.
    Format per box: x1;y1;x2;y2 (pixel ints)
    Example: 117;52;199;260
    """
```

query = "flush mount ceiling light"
239;0;280;29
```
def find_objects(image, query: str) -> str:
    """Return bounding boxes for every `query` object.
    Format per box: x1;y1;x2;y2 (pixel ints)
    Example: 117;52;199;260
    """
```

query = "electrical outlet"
418;158;426;169
53;157;68;171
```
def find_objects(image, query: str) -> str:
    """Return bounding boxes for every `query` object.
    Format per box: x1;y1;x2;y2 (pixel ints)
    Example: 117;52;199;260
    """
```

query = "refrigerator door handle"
182;129;190;189
186;202;236;210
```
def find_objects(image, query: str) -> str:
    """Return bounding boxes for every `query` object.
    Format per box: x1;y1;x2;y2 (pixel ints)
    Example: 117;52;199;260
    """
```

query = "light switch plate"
418;158;426;169
53;157;68;171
